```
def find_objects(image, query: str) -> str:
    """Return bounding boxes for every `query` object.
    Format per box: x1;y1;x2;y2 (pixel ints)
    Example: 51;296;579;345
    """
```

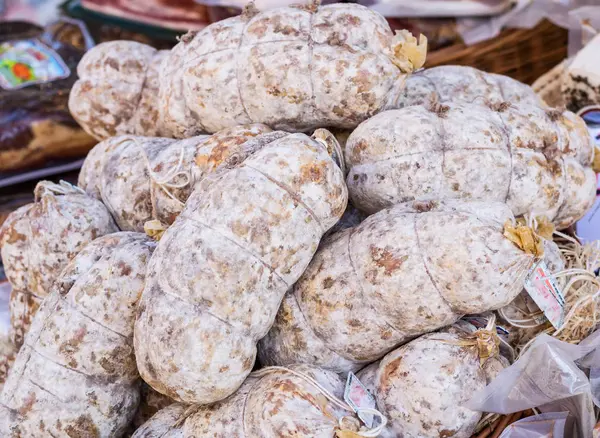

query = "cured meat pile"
0;2;597;437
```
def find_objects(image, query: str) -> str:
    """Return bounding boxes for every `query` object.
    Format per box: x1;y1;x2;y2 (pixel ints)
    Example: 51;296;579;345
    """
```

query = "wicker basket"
471;410;535;438
426;19;568;85
531;59;568;107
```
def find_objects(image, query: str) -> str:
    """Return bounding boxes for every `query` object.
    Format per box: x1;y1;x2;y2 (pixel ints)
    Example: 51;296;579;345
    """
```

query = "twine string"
35;180;85;201
500;228;600;356
253;366;387;437
125;136;191;207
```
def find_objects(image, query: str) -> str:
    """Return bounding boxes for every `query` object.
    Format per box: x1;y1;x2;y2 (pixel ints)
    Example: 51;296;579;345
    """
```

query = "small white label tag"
524;260;565;329
344;372;376;428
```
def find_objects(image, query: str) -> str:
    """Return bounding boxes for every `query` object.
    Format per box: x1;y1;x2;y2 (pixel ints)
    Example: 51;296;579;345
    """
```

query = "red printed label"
524;260;565;329
344;372;376;428
0;39;70;90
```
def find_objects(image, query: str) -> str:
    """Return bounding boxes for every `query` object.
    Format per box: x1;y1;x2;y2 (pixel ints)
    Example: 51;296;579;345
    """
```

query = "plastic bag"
578;329;600;408
1;0;64;25
0;282;9;340
457;0;599;46
0;280;12;389
567;6;600;56
193;0;336;12
0;18;97;174
385;17;460;51
467;334;597;438
80;0;238;32
355;0;511;18
499;412;570;438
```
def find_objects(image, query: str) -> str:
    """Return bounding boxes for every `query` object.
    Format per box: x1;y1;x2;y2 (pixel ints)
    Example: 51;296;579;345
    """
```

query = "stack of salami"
0;2;597;437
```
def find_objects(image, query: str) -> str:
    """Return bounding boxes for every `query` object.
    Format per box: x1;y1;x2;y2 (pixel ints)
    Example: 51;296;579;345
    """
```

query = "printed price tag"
0;39;70;90
523;260;565;329
344;372;376;428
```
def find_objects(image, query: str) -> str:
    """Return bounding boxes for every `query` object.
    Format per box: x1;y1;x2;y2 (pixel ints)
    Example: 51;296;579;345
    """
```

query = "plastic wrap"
568;6;600;56
457;0;599;46
0;281;15;390
356;0;511;18
194;0;337;11
499;412;570;438
194;0;509;18
385;17;459;51
467;334;598;438
0;19;96;173
80;0;238;32
579;329;600;408
1;0;64;25
0;282;9;341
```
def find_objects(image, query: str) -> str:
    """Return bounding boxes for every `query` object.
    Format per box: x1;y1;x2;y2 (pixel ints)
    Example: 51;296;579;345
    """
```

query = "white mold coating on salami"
132;365;352;438
0;232;156;438
357;332;488;438
397;65;544;108
134;131;347;404
69;3;418;139
259;200;535;372
345;102;597;228
159;3;410;136
79;124;272;232
0;181;118;348
69;41;170;140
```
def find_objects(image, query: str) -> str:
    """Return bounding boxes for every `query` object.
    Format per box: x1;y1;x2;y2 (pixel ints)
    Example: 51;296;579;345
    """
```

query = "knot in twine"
545;107;565;122
289;0;321;13
242;1;260;20
441;315;501;366
489;101;513;112
463;314;501;365
427;94;450;118
122;136;191;208
34;180;85;202
253;366;387;437
171;366;387;436
503;215;552;258
177;30;198;44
